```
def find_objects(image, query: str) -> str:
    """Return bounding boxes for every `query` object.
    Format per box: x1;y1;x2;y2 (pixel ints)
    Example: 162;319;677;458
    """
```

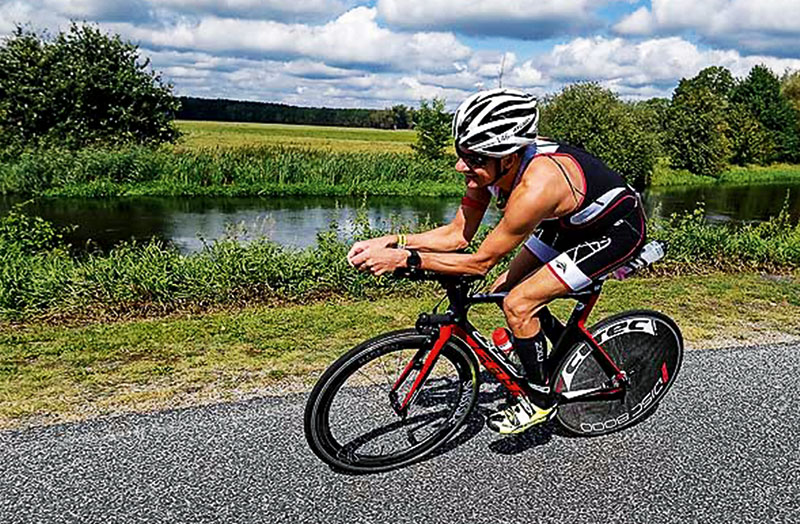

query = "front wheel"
304;329;479;473
553;310;683;436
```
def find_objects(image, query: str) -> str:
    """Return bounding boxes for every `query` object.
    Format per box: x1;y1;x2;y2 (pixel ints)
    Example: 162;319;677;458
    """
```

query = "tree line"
178;97;414;130
415;66;800;187
2;23;799;188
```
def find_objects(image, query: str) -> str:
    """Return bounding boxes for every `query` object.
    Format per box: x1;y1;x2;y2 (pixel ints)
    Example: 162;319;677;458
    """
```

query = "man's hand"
349;247;408;276
346;236;394;266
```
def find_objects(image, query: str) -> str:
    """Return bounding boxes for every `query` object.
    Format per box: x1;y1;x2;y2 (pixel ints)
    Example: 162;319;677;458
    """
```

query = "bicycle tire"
553;310;683;437
304;329;479;473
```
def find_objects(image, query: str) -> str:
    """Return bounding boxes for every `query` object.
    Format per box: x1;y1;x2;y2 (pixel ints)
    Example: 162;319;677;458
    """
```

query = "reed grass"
0;146;462;198
1;201;799;322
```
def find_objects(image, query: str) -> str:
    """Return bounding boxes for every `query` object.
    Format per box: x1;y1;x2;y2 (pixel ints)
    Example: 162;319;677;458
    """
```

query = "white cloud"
107;7;470;74
506;60;547;88
541;36;800;97
4;0;800;109
614;0;800;56
150;0;356;22
377;0;616;38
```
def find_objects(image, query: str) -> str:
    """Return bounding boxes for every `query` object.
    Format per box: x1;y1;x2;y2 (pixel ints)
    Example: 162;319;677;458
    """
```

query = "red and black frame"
388;272;629;418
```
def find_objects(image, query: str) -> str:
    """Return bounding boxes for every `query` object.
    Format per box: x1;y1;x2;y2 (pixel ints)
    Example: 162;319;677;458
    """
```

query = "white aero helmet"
452;88;539;157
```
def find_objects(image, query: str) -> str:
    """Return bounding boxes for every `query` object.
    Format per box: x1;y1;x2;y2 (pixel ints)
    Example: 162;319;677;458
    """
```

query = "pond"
2;182;799;253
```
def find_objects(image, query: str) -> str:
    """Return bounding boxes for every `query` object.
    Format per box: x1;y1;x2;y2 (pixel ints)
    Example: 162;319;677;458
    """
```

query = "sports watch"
406;249;421;269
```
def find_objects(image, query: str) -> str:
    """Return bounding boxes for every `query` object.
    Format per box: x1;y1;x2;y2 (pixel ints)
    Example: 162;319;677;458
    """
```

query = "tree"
782;70;800;113
665;70;732;177
411;98;451;160
539;83;658;189
727;103;773;165
732;65;800;163
0;24;180;150
686;66;736;99
391;105;412;129
631;97;670;156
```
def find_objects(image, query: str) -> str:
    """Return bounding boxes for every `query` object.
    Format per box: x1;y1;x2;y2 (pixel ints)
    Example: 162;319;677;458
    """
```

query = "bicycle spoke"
305;330;477;472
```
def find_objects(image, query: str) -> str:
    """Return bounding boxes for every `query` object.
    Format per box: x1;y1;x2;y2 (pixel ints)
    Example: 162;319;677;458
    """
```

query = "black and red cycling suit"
469;139;646;291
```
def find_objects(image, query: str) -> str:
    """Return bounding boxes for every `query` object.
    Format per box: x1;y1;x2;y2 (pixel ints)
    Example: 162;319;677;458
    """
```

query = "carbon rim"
305;332;478;472
554;311;683;436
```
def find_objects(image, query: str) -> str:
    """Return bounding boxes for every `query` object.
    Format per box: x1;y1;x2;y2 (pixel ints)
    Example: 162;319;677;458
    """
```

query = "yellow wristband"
397;233;407;249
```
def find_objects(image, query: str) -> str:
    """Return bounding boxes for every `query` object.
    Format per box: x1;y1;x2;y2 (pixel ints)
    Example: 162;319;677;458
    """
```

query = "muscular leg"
489;247;543;293
503;265;568;338
502;266;570;404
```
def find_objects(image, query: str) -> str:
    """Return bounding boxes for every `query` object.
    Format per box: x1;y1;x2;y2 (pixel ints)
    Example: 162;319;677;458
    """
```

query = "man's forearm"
403;224;469;252
414;251;492;276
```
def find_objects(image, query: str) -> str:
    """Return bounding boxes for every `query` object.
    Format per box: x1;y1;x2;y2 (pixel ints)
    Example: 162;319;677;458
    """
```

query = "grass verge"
1;271;798;430
651;160;800;187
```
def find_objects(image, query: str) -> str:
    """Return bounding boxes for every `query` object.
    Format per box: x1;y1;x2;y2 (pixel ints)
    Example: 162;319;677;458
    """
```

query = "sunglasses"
457;147;490;169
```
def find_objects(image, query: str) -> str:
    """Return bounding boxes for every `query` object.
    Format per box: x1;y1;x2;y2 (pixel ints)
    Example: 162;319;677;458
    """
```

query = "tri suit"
483;139;646;291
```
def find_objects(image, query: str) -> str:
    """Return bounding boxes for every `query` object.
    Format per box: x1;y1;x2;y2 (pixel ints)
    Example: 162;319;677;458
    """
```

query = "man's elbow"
454;237;470;252
471;253;496;276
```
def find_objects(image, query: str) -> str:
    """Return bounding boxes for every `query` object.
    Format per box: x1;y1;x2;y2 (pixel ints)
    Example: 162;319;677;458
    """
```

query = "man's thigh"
496;247;543;293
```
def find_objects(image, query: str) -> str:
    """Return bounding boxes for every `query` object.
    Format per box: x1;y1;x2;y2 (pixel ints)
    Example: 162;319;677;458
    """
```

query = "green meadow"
175;120;417;153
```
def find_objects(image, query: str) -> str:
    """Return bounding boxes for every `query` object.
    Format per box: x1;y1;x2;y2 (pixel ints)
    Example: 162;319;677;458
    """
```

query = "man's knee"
502;291;542;331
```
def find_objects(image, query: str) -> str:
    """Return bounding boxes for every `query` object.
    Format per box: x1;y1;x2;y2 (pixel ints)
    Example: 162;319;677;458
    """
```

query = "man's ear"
500;151;520;172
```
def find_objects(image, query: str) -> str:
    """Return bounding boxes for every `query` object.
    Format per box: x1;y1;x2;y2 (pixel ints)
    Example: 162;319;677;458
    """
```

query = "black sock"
513;331;553;406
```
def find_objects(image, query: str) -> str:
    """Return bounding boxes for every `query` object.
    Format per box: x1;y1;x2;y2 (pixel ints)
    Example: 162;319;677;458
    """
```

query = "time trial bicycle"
304;241;683;473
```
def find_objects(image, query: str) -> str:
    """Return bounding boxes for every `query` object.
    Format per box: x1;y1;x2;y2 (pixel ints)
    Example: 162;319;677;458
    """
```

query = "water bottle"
638;241;665;265
492;327;513;355
611;241;666;280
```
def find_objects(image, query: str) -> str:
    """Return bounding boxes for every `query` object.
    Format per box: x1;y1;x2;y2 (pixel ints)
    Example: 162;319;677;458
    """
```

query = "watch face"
407;250;421;268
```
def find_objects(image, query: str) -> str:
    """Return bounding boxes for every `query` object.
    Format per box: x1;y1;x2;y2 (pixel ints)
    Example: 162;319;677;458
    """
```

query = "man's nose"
455;157;469;172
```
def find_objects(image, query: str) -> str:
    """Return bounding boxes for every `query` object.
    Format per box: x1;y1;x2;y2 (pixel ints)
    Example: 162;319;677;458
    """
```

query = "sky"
2;0;800;109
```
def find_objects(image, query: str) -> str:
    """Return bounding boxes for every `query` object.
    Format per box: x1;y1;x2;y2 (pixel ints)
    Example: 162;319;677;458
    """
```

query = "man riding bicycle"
347;88;646;435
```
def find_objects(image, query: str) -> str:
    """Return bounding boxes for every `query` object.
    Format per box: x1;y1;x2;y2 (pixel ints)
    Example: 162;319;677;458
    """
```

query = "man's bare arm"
401;187;489;251
410;175;560;275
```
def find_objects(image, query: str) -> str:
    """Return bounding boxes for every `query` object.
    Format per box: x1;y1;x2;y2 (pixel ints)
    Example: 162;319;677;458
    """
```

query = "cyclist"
347;88;646;435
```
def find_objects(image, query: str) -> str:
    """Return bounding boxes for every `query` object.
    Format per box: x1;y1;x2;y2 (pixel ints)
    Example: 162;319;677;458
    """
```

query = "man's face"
455;150;498;189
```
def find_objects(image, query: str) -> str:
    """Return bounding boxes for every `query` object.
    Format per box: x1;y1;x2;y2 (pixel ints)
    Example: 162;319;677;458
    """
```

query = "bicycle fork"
388;325;453;418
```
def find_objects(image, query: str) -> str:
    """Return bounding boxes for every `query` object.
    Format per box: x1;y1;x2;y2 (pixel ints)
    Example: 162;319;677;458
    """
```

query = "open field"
175;120;416;153
1;271;798;430
1;120;799;197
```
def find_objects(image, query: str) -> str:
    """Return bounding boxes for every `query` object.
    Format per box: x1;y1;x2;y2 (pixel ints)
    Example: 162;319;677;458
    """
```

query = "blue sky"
1;0;799;109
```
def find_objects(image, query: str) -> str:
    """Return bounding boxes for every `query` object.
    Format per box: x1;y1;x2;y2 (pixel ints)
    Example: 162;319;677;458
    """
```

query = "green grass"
175;120;416;153
1;203;799;322
2;122;799;197
0;146;462;198
651;159;800;187
718;163;800;185
1;272;798;429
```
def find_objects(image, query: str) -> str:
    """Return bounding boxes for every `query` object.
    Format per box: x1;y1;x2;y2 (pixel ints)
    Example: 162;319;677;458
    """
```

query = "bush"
665;73;731;178
1;204;799;320
412;98;451;161
0;204;66;254
0;23;180;150
539;83;658;189
0;146;461;197
732;65;800;163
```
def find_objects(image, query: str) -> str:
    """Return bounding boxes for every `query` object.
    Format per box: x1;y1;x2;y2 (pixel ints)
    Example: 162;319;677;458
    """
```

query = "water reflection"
1;182;798;253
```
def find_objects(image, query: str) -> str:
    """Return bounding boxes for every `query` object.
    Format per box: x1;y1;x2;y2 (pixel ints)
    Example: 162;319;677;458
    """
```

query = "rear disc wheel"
554;310;683;436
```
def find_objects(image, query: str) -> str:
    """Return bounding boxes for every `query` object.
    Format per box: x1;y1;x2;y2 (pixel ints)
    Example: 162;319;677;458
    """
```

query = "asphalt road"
1;342;799;523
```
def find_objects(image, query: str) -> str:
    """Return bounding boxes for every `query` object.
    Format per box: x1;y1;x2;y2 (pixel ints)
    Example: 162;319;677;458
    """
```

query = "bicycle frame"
389;279;628;418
